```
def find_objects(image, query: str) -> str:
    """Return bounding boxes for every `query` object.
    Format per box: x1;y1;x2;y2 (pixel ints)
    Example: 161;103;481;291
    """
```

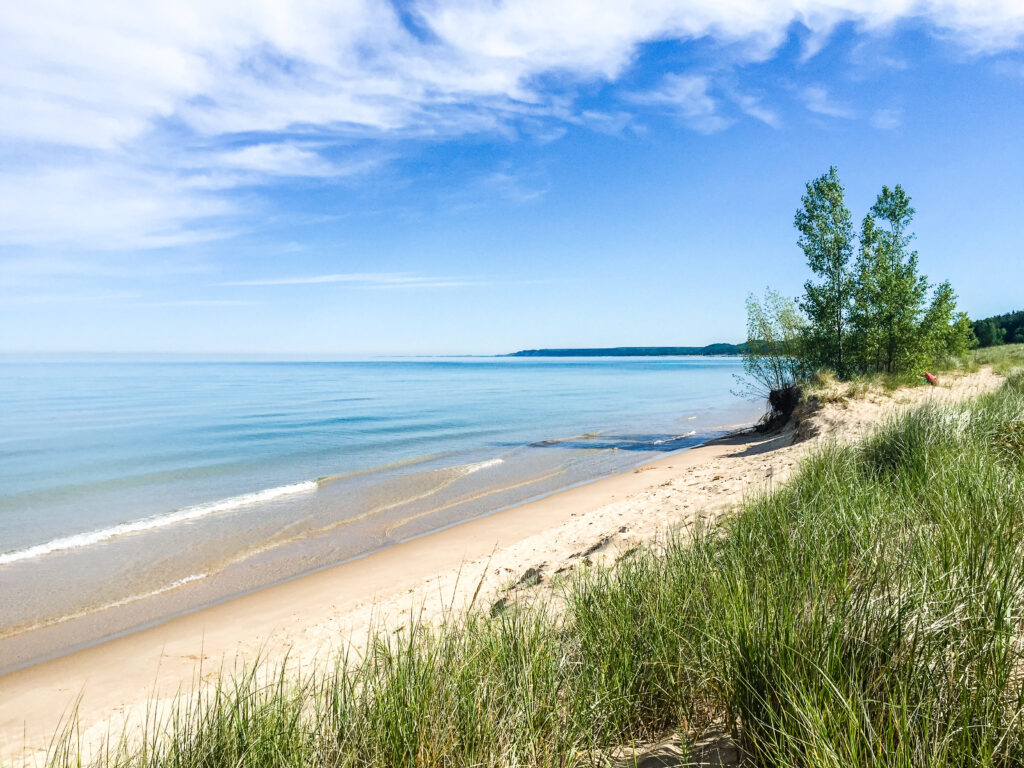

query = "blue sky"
1;1;1023;356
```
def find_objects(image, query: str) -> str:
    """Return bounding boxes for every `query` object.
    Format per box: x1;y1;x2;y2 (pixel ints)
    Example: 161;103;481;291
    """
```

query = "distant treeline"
973;310;1024;347
507;343;746;357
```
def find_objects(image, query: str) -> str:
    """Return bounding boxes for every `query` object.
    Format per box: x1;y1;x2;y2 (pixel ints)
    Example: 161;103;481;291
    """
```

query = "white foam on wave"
461;458;504;475
76;572;209;618
650;431;698;445
0;481;318;567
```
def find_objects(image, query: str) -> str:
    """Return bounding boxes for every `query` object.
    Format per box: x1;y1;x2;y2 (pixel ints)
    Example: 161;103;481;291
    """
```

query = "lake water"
0;357;761;671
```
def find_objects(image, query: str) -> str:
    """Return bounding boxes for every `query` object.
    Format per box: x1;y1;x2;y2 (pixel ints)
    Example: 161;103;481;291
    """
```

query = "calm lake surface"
0;357;761;671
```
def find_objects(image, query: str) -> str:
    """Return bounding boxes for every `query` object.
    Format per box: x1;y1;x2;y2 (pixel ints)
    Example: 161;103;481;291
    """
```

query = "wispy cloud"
802;85;856;119
993;59;1024;78
848;39;909;78
221;272;475;288
133;299;255;307
870;107;904;130
730;91;781;128
799;23;838;63
362;280;481;290
0;291;143;305
0;254;210;281
479;172;547;203
630;74;732;133
209;143;390;180
3;0;1024;249
0;293;257;309
0;162;236;249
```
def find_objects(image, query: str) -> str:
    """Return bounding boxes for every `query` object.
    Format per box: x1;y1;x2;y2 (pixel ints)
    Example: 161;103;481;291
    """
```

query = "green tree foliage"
742;170;973;402
920;281;974;362
973;311;1024;347
791;171;973;378
737;289;805;400
975;319;1007;347
848;214;883;372
795;166;855;376
850;185;929;373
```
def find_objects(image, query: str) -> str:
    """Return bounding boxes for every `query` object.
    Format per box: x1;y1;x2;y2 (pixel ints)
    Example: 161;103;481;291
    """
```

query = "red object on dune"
924;372;937;385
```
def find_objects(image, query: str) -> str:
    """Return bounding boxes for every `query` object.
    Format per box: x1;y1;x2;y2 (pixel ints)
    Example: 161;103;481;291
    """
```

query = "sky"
1;0;1023;357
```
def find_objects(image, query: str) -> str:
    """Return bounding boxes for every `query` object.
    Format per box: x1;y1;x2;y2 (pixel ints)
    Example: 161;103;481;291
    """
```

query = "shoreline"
0;425;757;756
0;367;1004;760
0;413;756;678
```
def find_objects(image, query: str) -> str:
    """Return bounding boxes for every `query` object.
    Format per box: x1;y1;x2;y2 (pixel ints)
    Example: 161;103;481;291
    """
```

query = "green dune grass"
975;343;1024;376
43;371;1024;768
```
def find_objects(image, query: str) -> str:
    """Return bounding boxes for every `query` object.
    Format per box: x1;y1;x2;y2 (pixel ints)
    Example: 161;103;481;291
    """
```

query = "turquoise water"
0;357;759;670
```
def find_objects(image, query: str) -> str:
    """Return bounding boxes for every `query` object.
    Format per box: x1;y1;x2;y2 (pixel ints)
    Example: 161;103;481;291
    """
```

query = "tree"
975;318;1007;347
795;167;855;376
972;311;1024;347
736;288;806;400
920;281;974;362
849;213;884;373
792;170;973;378
852;184;929;373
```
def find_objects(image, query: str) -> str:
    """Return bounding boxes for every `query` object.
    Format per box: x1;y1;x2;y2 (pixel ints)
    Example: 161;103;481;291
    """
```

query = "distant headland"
506;344;746;357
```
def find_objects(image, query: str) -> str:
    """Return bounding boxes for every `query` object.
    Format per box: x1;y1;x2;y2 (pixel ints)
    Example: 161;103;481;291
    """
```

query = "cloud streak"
802;85;856;119
630;74;733;133
221;272;476;288
870;107;904;129
3;0;1024;249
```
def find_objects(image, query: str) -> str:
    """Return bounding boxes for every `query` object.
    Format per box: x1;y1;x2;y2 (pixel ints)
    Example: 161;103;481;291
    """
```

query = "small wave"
650;430;698;445
0;572;208;641
0;481;317;567
461;458;503;474
223;457;508;556
316;453;444;487
530;431;604;447
383;466;564;537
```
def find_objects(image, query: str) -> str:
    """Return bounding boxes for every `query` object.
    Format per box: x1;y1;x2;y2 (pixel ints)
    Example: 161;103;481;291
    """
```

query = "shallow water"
0;357;760;671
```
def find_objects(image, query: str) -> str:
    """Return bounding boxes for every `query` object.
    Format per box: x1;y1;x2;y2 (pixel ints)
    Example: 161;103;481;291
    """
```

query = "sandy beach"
0;368;1003;762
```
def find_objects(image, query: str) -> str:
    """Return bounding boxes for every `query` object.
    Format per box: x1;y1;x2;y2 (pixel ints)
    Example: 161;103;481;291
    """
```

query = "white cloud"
923;0;1024;52
3;0;1024;249
215;144;339;177
848;38;910;75
802;85;856;118
202;143;391;187
7;1;1024;149
477;169;549;204
870;107;904;129
0;163;234;249
730;91;782;128
799;25;838;62
632;74;732;133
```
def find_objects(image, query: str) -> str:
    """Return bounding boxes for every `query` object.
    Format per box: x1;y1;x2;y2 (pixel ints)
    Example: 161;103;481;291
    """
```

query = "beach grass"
42;371;1024;767
802;348;991;404
975;343;1024;376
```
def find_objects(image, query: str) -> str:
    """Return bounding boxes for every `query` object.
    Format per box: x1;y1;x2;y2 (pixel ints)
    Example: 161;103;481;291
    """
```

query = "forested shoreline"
974;309;1024;347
